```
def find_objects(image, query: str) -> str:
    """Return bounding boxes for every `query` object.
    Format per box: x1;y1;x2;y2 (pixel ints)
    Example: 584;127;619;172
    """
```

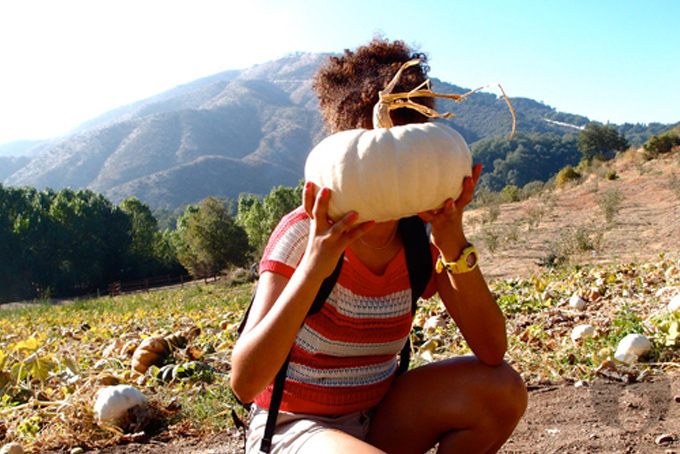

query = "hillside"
0;53;616;209
468;149;680;282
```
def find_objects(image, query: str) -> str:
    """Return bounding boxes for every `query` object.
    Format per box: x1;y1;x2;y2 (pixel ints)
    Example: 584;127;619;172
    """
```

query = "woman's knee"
487;361;528;424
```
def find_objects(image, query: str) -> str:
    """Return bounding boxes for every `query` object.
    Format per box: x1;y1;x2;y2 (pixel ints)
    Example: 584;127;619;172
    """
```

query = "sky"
1;0;678;146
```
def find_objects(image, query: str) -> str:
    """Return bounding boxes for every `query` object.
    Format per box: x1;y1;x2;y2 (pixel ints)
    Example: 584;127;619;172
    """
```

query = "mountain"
0;139;47;157
2;53;672;209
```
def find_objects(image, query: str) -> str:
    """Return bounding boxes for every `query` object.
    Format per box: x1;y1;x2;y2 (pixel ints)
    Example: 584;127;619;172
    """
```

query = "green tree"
0;185;37;302
577;123;629;162
173;197;250;278
236;195;268;255
119;197;177;278
47;189;131;294
237;182;303;253
0;187;134;302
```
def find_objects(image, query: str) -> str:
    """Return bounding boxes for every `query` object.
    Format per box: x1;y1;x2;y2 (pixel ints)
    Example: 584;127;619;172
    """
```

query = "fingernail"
305;181;312;190
347;212;358;222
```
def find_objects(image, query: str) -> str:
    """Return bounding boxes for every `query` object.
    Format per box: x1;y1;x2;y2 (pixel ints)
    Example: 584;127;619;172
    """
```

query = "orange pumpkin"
131;336;170;373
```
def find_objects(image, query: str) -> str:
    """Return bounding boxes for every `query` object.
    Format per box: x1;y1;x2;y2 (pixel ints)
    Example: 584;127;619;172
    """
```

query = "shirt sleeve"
259;206;310;279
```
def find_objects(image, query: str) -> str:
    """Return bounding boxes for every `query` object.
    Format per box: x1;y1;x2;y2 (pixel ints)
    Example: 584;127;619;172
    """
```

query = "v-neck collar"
345;244;406;278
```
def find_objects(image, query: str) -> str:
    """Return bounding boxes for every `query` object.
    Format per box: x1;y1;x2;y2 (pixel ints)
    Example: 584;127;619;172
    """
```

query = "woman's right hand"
302;181;375;279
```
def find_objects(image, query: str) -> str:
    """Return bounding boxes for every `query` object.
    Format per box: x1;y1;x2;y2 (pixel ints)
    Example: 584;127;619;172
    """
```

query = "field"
1;150;680;453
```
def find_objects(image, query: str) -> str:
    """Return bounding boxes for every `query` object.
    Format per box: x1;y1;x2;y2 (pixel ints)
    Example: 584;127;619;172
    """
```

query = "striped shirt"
254;207;437;415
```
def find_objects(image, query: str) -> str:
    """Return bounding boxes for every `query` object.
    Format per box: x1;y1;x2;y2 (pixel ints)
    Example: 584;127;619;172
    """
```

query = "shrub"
597;188;625;224
500;185;521;203
572;225;604;252
537;250;567;269
668;173;680;200
220;267;258;287
471;187;500;209
481;226;501;253
606;171;619;181
555;166;581;188
644;131;680;159
521;181;545;199
539;224;604;268
524;205;547;230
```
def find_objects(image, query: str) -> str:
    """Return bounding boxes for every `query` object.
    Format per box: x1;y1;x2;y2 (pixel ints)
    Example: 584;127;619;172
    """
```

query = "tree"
236;195;268;254
0;185;36;302
577;123;629;162
0;187;134;302
237;182;303;253
173;197;250;278
119;197;176;278
47;189;132;294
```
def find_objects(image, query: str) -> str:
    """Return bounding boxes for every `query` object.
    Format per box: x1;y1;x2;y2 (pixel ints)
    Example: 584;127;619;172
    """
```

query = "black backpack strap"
258;253;345;453
237;285;258;336
308;252;344;315
259;353;290;453
399;216;433;308
397;216;433;375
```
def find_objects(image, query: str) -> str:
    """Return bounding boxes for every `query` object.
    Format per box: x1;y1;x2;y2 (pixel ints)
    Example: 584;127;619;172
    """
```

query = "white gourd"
0;443;24;454
571;324;596;342
93;384;148;428
668;293;680;312
305;123;471;223
568;293;587;311
614;333;652;363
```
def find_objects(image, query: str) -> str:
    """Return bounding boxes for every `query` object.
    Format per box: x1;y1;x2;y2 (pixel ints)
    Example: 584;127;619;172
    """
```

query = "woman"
231;38;527;454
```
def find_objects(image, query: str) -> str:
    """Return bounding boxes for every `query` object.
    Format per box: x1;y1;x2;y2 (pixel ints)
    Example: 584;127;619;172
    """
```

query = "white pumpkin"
571;324;596;342
0;443;24;454
668;293;680;312
304;122;472;223
614;333;652;363
93;384;149;430
568;294;587;311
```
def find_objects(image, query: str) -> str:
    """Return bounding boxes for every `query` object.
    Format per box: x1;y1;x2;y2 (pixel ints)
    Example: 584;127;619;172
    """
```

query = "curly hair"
312;38;435;133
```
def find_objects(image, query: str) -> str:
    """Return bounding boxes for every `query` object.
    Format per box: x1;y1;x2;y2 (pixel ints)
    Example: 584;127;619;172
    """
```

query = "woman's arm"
230;183;375;403
419;164;507;366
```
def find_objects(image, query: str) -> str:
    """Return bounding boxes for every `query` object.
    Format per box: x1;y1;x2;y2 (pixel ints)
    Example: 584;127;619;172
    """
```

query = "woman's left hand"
418;163;482;261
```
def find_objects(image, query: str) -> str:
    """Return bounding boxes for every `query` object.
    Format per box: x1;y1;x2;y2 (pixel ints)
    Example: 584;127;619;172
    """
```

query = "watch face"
466;251;477;268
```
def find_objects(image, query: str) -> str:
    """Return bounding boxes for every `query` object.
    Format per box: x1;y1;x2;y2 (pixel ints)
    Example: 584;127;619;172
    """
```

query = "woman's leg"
298;430;388;454
367;356;527;454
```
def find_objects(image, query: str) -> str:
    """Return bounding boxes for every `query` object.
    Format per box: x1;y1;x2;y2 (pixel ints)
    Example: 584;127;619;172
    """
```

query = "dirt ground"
80;373;680;454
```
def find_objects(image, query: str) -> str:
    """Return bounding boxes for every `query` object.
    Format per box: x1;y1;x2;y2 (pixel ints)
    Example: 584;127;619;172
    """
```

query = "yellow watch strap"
435;244;478;274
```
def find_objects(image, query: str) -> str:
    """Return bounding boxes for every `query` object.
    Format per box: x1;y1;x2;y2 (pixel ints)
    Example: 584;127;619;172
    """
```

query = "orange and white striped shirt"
255;207;437;415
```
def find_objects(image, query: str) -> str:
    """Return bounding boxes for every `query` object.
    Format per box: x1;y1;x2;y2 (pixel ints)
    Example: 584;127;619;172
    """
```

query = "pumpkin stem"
372;60;516;138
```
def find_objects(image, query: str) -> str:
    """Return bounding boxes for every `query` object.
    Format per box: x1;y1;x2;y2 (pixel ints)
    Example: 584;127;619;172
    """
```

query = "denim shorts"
245;405;373;454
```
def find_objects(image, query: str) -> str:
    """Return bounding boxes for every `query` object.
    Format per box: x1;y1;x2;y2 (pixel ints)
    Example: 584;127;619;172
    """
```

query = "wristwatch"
435;244;478;274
